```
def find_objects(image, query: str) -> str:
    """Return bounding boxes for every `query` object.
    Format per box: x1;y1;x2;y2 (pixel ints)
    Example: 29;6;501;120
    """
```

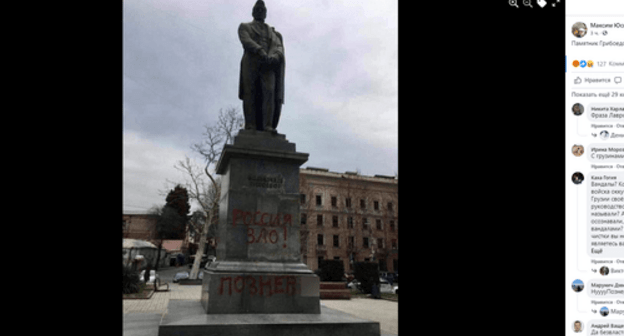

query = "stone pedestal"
159;300;381;336
202;130;320;314
200;271;320;314
159;130;380;336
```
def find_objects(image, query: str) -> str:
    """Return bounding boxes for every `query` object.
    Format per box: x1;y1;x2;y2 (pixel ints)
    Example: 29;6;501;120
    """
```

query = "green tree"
149;205;182;271
150;186;189;271
164;185;191;237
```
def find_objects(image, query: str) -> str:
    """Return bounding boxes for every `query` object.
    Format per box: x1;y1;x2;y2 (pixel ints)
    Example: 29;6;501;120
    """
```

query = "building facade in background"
299;167;398;274
122;210;158;241
123;168;399;273
122;210;211;262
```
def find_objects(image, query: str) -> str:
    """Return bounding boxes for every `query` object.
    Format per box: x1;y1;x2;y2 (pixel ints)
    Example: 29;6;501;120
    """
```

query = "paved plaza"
123;282;201;313
123;267;398;335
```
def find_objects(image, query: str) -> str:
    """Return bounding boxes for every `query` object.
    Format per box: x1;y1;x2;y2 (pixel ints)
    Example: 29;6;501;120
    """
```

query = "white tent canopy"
123;238;158;249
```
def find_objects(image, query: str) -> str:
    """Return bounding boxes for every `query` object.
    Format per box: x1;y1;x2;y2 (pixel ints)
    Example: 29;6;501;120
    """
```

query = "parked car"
173;271;189;283
173;271;204;283
379;278;393;294
380;272;398;285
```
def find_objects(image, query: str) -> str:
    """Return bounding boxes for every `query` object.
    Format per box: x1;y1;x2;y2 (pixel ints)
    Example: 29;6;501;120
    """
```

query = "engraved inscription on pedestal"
247;174;284;189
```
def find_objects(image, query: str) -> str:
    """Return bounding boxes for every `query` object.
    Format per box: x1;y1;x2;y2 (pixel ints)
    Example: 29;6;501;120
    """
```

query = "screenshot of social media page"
566;0;624;335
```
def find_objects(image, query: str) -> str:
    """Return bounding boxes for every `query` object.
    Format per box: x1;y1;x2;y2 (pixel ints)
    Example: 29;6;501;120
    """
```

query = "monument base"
200;269;320;314
159;300;380;336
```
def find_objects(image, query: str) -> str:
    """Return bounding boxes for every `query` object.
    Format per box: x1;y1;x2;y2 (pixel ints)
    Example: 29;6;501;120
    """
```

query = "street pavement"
123;266;398;336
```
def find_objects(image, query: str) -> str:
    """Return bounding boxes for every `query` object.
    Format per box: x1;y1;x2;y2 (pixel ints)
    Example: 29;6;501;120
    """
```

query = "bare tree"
216;106;243;145
173;107;243;280
173;157;220;280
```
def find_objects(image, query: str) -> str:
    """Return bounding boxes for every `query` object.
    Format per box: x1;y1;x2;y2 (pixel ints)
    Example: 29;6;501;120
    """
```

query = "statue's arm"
273;39;284;60
238;23;264;55
269;30;284;62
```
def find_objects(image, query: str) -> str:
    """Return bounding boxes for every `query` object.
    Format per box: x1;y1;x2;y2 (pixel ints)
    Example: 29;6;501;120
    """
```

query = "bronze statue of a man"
238;0;285;133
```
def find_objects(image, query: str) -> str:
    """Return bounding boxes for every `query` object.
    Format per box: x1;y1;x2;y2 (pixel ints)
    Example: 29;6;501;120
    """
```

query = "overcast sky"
123;0;398;213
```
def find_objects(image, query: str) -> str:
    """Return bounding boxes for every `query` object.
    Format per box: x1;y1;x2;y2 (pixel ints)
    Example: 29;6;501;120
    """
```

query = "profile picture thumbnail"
573;320;583;333
572;172;584;185
572;22;588;38
572;144;584;157
600;306;609;317
600;266;610;276
572;103;584;116
572;279;584;292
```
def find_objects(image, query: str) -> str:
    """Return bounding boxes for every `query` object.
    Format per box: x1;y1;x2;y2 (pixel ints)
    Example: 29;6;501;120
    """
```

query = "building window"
331;196;337;207
345;198;352;208
332;215;338;227
317;234;324;245
390;220;395;231
300;194;306;205
301;213;307;225
316;195;322;206
347;217;354;229
362;217;369;231
317;215;323;226
360;199;366;209
377;238;384;249
333;235;339;247
376;219;382;230
374;201;379;211
318;256;324;269
387;202;394;211
392;239;397;249
349;236;355;248
363;237;369;248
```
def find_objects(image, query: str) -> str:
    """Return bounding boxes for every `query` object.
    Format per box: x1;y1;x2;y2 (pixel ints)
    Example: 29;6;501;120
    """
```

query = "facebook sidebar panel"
566;0;624;335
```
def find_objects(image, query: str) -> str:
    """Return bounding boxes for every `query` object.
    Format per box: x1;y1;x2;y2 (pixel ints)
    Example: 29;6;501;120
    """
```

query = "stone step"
319;282;347;290
160;300;379;336
319;289;351;300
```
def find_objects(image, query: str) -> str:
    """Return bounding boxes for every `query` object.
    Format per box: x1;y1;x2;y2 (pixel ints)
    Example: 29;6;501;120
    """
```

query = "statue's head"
252;0;267;21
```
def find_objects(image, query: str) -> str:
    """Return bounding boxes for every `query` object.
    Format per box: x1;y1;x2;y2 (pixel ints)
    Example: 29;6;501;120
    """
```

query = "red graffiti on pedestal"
232;208;292;248
218;275;299;296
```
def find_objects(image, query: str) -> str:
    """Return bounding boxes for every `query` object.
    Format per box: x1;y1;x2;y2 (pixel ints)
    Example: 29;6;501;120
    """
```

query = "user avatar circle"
572;22;588;38
572;103;584;116
600;266;610;276
572;279;584;292
572;172;584;185
600;307;609;317
572;144;584;157
572;320;583;333
600;130;609;140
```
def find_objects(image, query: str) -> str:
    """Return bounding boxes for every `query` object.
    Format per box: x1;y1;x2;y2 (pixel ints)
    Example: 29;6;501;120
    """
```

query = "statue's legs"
259;69;276;132
242;67;276;132
242;98;256;130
